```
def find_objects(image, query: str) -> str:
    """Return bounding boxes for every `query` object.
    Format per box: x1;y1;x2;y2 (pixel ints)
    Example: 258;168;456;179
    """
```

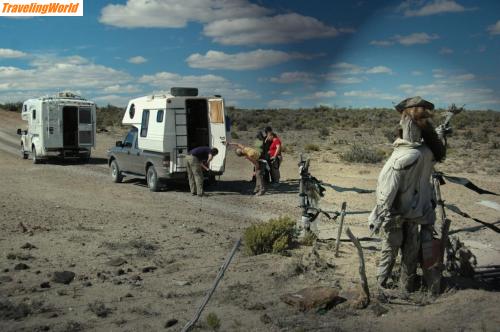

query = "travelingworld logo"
1;0;83;16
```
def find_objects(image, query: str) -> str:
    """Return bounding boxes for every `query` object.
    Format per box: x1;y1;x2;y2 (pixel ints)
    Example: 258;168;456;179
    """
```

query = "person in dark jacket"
186;146;218;197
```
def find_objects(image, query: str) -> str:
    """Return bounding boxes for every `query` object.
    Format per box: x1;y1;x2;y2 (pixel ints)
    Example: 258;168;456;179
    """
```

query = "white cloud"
344;90;400;101
203;13;341;45
370;40;394;47
312;91;337;98
138;71;257;102
411;70;423;76
186;49;318;70
325;75;365;84
93;94;130;107
103;84;141;94
128;56;147;64
269;71;316;84
398;0;469;17
139;71;229;89
439;47;454;55
100;1;346;45
371;33;439;47
330;62;364;75
397;78;498;108
0;48;28;58
267;98;301;108
487;20;500;35
395;33;439;45
327;62;392;76
366;66;393;74
454;73;475;81
100;0;270;28
0;55;131;93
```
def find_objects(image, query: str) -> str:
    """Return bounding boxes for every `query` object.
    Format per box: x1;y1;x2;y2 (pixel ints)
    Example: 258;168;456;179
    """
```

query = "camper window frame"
156;110;164;123
129;104;135;119
140;110;150;137
32;108;36;120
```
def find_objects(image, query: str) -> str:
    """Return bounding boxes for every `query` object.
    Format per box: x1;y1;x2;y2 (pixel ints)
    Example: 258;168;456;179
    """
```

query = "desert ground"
0;108;499;332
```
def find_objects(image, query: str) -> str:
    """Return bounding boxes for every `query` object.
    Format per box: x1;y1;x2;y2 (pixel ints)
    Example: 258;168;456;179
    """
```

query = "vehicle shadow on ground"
210;178;300;196
119;178;300;196
42;157;108;166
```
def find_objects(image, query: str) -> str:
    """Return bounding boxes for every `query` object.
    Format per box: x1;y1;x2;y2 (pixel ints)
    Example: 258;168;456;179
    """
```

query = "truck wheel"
80;151;91;163
146;166;159;192
32;147;40;164
21;144;28;159
110;160;123;183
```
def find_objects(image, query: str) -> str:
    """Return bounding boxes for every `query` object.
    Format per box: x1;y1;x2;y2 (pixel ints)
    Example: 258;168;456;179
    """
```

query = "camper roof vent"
171;87;198;97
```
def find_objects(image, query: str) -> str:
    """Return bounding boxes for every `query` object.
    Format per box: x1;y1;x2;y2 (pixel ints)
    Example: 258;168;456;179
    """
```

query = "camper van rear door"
45;102;62;148
208;98;226;173
78;107;93;146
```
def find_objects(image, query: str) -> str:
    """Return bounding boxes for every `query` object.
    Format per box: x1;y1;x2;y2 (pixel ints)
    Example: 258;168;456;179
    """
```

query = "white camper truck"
18;92;96;163
107;87;228;191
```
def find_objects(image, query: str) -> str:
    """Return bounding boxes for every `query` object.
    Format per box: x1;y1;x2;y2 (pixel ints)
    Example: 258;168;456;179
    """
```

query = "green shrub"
341;144;384;164
206;312;221;330
318;127;329;138
243;216;297;255
96;104;125;128
300;231;317;246
230;131;239;139
304;144;320;152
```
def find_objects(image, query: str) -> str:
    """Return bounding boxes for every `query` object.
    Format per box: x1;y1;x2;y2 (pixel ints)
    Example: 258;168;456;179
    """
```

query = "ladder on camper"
174;108;188;172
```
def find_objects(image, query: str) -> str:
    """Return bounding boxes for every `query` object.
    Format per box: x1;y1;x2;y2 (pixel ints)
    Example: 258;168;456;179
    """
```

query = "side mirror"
17;129;22;135
115;141;123;147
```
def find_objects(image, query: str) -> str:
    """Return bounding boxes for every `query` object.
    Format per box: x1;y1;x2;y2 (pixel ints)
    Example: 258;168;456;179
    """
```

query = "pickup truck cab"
107;127;173;191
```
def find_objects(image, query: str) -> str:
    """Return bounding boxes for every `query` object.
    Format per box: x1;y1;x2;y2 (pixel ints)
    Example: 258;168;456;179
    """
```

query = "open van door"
208;98;227;174
78;107;94;147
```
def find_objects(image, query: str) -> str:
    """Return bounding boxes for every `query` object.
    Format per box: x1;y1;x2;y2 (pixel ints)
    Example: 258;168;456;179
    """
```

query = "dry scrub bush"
341;144;384;164
206;312;221;330
243;216;297;255
318;127;330;138
300;231;317;246
304;144;320;152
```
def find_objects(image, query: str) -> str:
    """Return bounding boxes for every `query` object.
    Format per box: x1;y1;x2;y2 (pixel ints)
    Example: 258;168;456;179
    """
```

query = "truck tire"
21;143;28;159
110;159;123;183
80;151;91;163
146;166;159;192
32;147;40;164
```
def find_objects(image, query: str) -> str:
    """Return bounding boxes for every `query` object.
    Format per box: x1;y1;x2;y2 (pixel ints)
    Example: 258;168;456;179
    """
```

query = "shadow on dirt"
211;179;300;196
39;157;108;166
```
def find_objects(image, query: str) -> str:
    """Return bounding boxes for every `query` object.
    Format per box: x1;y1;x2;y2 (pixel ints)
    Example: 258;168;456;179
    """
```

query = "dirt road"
1;110;499;332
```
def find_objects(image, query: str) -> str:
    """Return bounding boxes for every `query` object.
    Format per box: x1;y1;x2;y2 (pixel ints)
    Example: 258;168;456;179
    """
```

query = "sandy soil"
0;109;499;332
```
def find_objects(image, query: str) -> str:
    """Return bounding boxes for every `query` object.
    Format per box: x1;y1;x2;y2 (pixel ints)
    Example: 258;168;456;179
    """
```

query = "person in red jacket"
266;129;282;184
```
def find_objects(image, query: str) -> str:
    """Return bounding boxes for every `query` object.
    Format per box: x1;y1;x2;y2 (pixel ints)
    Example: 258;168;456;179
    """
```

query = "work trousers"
270;156;281;183
186;155;204;196
254;161;265;194
377;219;419;292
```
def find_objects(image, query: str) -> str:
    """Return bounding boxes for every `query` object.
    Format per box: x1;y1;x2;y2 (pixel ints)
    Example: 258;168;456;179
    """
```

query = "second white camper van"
107;87;228;191
18;92;96;163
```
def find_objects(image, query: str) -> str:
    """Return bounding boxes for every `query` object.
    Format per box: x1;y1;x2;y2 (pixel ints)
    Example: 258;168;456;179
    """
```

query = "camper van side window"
140;110;149;137
129;104;135;119
32;109;36;120
157;110;164;123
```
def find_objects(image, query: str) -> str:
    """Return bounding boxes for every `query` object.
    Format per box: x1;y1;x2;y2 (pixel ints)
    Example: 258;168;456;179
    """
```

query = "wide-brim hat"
395;96;434;112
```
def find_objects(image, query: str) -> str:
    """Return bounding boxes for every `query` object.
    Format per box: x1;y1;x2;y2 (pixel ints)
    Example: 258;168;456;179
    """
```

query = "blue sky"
0;0;499;110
